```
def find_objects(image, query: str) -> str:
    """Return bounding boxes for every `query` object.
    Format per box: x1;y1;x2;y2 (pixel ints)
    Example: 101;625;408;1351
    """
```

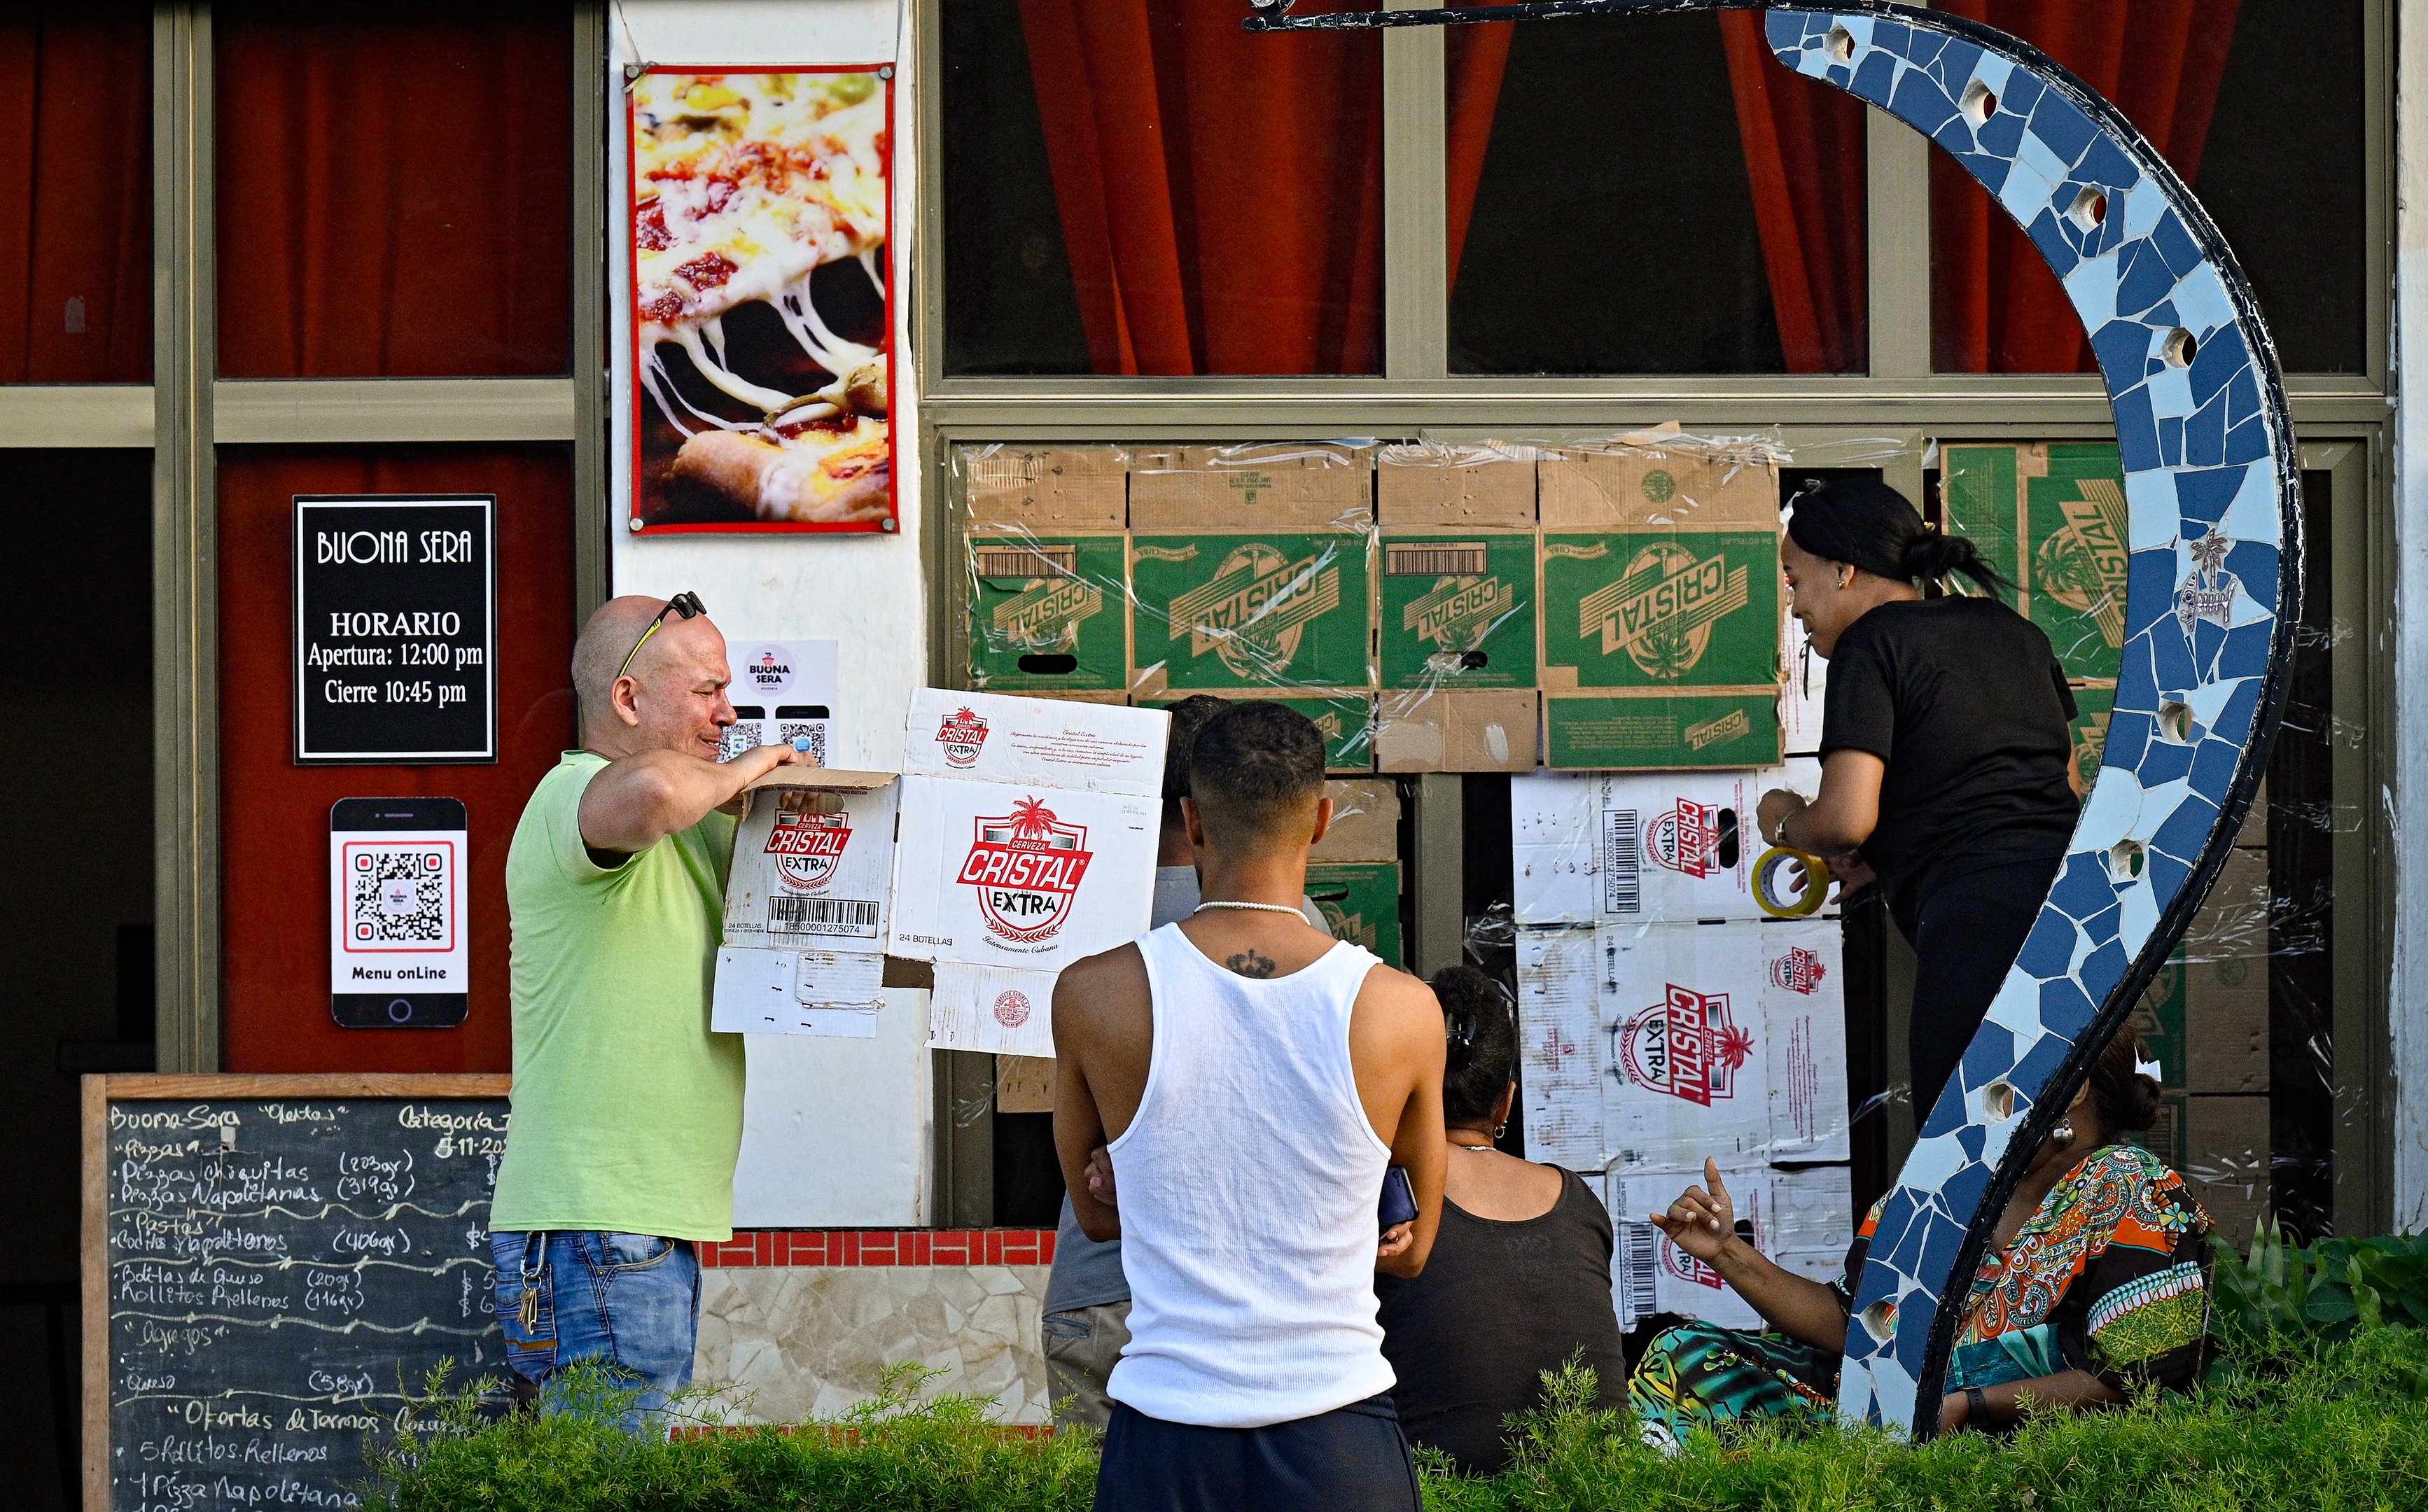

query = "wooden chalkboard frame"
82;1073;510;1512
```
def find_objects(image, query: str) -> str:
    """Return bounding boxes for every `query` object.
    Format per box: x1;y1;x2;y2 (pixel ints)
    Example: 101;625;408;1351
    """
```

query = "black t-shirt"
1374;1168;1629;1476
1820;597;2080;934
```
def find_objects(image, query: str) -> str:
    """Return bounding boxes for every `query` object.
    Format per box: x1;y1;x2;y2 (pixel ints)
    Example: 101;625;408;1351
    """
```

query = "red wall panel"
218;446;575;1072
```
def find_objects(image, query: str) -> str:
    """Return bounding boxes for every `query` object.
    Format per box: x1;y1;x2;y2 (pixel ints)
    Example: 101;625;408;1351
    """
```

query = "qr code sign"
344;843;455;951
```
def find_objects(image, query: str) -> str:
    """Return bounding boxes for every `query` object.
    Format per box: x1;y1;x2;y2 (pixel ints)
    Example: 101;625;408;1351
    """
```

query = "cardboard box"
966;533;1130;692
900;687;1167;797
2068;682;2115;794
1543;690;1782;771
1306;861;1402;969
1140;690;1376;772
1782;614;1826;757
1375;441;1535;528
891;775;1160;1056
1942;442;2128;682
732;988;934;1227
1126;442;1373;531
1379;531;1538;690
1511;761;1825;926
1518;918;1850;1172
2182;1095;2270;1250
723;774;900;951
1374;689;1539;773
1129;530;1376;693
1604;1164;1853;1330
996;1054;1056;1114
1313;778;1400;862
963;444;1126;532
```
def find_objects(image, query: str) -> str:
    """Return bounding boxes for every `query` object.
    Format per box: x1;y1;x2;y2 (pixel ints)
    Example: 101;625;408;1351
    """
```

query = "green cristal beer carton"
1942;442;2129;683
965;535;1129;692
1542;690;1782;771
1306;862;1402;968
1140;692;1377;773
1129;532;1376;692
1379;533;1538;690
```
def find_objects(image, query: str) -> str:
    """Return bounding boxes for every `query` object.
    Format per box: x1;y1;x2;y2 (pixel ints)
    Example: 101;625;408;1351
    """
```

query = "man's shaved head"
575;594;734;759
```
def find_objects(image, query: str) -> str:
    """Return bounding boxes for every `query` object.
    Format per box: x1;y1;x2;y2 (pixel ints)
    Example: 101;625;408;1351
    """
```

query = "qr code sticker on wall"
344;844;454;951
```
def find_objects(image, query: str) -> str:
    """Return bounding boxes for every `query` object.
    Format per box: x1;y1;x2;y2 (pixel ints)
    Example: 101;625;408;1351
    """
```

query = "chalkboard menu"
293;495;498;764
86;1075;512;1512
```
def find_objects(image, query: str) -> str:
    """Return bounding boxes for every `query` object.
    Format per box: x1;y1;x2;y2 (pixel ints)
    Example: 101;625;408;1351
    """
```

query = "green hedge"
370;1331;2428;1512
370;1231;2428;1512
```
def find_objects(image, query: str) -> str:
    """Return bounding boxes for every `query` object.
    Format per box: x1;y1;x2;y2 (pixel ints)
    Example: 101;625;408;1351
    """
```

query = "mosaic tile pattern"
1762;6;2300;1436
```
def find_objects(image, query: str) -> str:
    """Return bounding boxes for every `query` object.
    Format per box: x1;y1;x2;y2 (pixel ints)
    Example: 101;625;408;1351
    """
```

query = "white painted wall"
608;1;931;1226
2394;0;2427;1233
606;0;924;775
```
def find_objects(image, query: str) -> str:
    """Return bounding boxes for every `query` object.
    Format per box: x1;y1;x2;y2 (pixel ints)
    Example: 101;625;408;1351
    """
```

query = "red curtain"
218;446;574;1074
1717;13;1871;375
1445;24;1516;295
214;2;573;378
1931;1;2240;372
1015;0;1407;375
0;3;151;383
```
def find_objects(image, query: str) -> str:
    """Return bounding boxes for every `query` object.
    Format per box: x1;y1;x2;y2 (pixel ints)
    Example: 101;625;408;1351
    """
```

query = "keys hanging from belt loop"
516;1233;548;1331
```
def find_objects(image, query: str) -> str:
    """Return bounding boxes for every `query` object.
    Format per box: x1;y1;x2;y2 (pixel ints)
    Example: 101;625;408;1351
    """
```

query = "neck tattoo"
1225;948;1277;979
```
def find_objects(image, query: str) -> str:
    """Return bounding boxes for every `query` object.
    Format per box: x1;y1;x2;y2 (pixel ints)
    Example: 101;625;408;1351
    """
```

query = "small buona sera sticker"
936;707;990;768
957;797;1094;946
765;808;851;891
1617;985;1754;1107
993;990;1032;1028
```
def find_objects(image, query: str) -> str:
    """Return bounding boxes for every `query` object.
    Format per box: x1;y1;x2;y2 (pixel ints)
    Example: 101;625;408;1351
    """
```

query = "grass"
369;1328;2428;1512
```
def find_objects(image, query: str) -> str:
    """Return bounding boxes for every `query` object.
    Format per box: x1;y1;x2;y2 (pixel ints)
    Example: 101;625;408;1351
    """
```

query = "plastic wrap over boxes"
1511;763;1827;927
1941;442;2130;685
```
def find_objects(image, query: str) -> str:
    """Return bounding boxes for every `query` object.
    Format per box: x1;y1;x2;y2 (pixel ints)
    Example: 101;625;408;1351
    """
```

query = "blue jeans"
491;1230;700;1432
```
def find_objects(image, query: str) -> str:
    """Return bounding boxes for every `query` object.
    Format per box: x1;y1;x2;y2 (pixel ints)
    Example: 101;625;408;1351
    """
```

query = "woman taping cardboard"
1757;478;2082;1112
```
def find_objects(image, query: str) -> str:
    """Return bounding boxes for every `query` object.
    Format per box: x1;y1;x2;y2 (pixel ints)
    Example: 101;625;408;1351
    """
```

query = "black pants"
1094;1394;1421;1512
1904;855;2065;1116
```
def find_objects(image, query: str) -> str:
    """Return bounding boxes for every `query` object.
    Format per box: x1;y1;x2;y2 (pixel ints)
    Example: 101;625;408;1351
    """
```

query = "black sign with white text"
294;496;497;763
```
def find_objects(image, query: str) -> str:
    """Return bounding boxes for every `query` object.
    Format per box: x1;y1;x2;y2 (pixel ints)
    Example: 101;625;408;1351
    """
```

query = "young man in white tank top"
1053;702;1447;1511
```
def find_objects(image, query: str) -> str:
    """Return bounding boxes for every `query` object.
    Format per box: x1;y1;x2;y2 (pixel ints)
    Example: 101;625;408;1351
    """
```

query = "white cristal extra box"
1519;917;1849;1173
713;768;902;1030
1601;1164;1855;1331
889;690;1168;1058
1512;760;1825;927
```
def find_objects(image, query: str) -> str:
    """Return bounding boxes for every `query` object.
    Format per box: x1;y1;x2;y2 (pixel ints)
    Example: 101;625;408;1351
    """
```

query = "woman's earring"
1493;1121;1508;1142
2051;1119;2077;1149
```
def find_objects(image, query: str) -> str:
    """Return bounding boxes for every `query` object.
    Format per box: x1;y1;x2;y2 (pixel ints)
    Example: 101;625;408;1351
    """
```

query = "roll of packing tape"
1753;846;1832;918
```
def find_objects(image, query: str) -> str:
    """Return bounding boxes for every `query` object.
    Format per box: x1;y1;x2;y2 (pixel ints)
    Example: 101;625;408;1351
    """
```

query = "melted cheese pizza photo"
626;68;893;532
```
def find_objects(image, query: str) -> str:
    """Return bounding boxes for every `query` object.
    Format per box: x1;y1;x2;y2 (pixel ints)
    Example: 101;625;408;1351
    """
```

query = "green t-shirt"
491;750;745;1241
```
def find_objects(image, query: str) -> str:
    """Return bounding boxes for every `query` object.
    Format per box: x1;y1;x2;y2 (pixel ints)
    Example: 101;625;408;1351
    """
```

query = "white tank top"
1105;923;1396;1428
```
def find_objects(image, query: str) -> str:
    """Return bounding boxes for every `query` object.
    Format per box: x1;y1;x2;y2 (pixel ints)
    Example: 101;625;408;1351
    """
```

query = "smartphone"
328;797;470;1028
1379;1166;1418;1231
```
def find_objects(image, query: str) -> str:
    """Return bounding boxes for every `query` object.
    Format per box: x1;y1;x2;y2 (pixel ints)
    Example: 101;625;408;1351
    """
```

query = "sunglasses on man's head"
616;591;706;682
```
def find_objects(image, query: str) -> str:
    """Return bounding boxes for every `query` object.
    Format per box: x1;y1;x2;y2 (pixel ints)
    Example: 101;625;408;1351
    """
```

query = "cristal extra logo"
1646;800;1721;878
764;809;851;891
957;798;1093;946
1404;574;1515;652
1577;541;1750;680
1166;542;1342;680
936;708;989;767
1615;985;1754;1108
1771;946;1827;995
993;575;1103;652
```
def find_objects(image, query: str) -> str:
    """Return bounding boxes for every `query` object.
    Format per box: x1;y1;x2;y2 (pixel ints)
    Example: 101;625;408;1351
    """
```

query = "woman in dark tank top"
1374;967;1630;1476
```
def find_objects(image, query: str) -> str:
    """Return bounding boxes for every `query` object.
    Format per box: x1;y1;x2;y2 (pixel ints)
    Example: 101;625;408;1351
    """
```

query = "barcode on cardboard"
1616;1220;1659;1330
1600;808;1642;915
974;545;1078;581
1386;542;1489;578
766;895;881;939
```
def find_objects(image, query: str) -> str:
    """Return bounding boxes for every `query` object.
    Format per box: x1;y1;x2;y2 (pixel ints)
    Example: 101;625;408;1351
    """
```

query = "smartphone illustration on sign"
329;797;469;1028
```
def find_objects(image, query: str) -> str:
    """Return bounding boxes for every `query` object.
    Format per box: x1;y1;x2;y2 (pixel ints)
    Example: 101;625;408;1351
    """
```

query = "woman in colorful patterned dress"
1627;1026;2211;1446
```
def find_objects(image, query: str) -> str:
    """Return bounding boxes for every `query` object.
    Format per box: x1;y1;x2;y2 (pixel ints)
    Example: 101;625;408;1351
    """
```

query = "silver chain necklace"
1192;900;1307;918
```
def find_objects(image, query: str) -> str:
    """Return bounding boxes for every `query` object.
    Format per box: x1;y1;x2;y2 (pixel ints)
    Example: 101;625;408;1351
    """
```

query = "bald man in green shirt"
489;592;810;1428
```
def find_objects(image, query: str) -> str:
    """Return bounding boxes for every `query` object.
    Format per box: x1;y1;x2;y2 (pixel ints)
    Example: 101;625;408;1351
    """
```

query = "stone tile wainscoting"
693;1230;1059;1425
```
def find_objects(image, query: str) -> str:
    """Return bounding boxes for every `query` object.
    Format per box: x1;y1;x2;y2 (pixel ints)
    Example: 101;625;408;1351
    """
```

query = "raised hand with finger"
1647;1156;1738;1266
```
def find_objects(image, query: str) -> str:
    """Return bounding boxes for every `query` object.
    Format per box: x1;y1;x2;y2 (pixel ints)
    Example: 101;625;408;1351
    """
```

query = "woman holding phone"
1757;477;2083;1112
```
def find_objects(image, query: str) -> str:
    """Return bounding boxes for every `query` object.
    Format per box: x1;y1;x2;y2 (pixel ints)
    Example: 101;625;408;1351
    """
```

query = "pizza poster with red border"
625;66;897;535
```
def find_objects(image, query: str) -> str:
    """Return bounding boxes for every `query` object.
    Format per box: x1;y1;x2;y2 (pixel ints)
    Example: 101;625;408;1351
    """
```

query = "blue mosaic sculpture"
1248;0;2302;1439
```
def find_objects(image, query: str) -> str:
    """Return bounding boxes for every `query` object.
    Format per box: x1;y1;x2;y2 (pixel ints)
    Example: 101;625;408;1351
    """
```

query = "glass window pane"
0;3;151;383
214;2;573;379
217;444;574;1072
942;0;1383;377
1449;13;1867;376
1931;0;2366;375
